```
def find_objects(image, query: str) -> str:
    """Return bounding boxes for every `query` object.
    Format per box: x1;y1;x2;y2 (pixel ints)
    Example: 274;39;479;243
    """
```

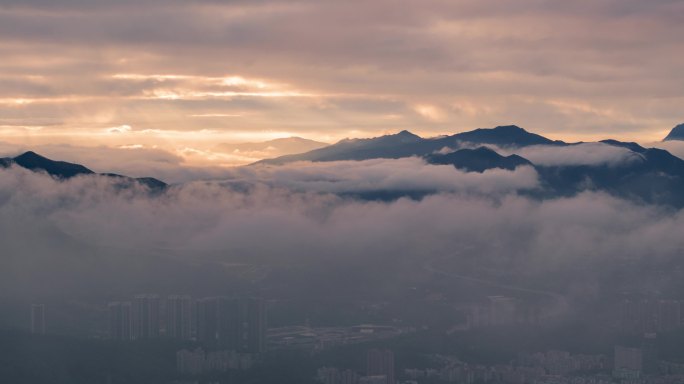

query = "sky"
1;0;684;168
3;0;684;319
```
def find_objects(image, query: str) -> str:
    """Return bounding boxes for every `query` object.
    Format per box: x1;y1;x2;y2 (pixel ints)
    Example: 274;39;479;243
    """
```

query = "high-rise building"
641;333;659;375
196;297;266;353
233;297;266;353
317;367;342;384
166;295;193;340
132;294;161;339
340;369;360;384
30;304;45;334
614;346;643;378
366;349;395;384
108;301;132;340
359;376;389;384
196;297;220;345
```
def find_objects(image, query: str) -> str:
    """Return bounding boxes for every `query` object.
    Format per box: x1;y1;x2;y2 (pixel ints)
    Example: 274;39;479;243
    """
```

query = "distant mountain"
256;125;561;165
216;137;328;158
663;123;684;141
255;124;684;206
6;126;684;207
255;130;427;164
9;151;94;178
1;151;167;190
449;125;563;147
99;173;169;191
426;147;532;173
535;139;684;205
599;139;646;153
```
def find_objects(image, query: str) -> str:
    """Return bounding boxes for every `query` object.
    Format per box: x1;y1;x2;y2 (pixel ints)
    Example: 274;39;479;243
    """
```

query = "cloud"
1;160;684;308
105;124;132;134
0;0;683;152
3;0;684;315
232;158;539;194
651;140;684;160
498;142;645;167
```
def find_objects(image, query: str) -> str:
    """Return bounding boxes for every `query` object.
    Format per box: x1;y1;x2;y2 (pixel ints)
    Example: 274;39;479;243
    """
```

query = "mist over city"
2;1;684;384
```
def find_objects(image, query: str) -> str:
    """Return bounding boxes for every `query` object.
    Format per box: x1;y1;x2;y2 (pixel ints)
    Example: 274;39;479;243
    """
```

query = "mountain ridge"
255;125;563;165
663;123;684;141
426;147;533;173
0;151;167;190
252;125;684;206
5;126;684;207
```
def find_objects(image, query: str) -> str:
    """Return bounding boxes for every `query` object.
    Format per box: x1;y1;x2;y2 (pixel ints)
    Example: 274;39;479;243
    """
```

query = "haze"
3;2;684;384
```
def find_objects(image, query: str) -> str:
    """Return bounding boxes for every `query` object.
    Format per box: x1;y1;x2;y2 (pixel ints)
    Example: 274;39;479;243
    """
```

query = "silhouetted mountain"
6;129;684;207
663;123;684;141
450;125;563;147
599;139;647;153
99;173;168;192
134;177;168;190
255;130;428;164
256;125;560;165
1;151;167;190
536;139;684;205
426;147;532;173
12;151;94;178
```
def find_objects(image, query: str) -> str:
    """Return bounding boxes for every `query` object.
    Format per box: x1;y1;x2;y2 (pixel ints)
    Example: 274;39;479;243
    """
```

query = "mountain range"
255;125;565;165
3;123;684;206
0;151;167;190
256;123;684;206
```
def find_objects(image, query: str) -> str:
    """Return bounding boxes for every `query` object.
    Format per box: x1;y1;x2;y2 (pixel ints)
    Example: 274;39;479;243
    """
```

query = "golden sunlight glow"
413;104;447;122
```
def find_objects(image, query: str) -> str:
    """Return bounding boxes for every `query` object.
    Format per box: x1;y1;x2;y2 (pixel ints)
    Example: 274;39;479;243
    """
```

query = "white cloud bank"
498;142;645;167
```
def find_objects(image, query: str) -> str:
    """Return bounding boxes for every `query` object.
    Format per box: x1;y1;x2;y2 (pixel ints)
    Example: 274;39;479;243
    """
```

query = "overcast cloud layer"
1;0;683;166
2;163;684;305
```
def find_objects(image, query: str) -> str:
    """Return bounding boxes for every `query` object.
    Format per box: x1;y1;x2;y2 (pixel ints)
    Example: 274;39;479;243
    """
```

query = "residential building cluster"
405;360;547;384
176;348;254;375
518;350;606;375
268;324;410;351
317;349;396;384
108;294;266;354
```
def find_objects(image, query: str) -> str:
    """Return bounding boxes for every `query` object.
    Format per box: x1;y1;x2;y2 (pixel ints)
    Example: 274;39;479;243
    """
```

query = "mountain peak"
391;130;421;142
15;150;45;161
493;125;526;132
663;123;684;141
451;125;559;147
396;129;418;136
426;146;532;173
2;151;167;190
12;151;94;179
